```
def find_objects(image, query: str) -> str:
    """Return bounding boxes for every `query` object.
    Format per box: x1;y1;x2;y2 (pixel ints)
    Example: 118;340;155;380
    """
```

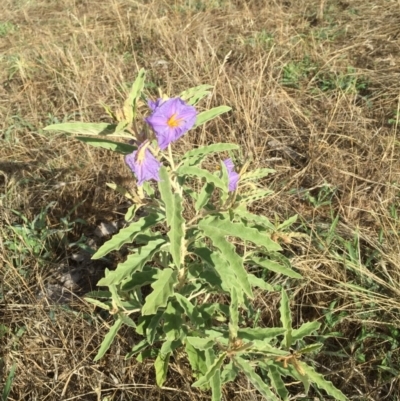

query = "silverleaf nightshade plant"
44;69;348;401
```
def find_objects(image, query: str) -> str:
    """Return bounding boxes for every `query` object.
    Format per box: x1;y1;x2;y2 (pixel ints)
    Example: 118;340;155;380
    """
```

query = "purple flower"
148;98;164;111
125;143;161;185
223;158;239;192
145;97;197;150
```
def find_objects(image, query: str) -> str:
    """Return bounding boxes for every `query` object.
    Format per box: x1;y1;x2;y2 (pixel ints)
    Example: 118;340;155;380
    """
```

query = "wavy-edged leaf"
163;300;183;341
178;165;226;190
75;136;136;154
97;237;165;286
266;362;289;400
251;257;301;279
229;287;239;341
194;247;241;297
238;327;286;341
277;214;298;231
92;213;164;259
179;84;214;105
238;189;274;205
94;317;123;361
208;350;222;401
240;168;276;182
197;222;252;298
235;209;275;231
220;361;239;384
195;182;214;211
174;294;203;325
194;106;231;128
125;339;148;360
280;289;292;349
248;274;274;291
299;343;324;354
200;215;282;251
155;351;170;387
181;143;239;166
121;268;159;291
233;356;279;400
185;341;208;379
167;194;185;269
146;310;164;344
44;122;118;136
192;351;226;388
124;68;146;123
85;290;112;298
299;361;348;401
142;268;178;315
186;336;215;350
159;170;186;267
84;297;110;310
292;321;321;343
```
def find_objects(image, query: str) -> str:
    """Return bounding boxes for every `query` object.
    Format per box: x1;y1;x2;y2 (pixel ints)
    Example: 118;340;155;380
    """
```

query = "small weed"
0;21;16;38
242;30;274;48
3;202;86;271
315;67;369;95
388;110;400;125
281;56;318;88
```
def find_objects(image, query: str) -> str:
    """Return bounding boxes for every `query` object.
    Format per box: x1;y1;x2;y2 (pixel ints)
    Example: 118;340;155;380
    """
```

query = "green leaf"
163;300;183;341
247;274;274;291
84;297;111;310
277;214;298;231
2;362;16;401
194;248;241;298
97;237;165;286
158;167;174;223
299;361;348;401
155;351;170;387
292;321;321;343
167;193;185;269
192;351;226;388
233;356;279;400
235;209;275;231
280;289;292;349
195;182;214;211
266;362;289;400
237;189;274;205
142;269;178;315
85;290;112;298
125;339;148;360
44;122;118;136
119;313;136;328
194;106;231;128
174;294;203;325
92;213;164;259
178;165;226;191
146;310;164;344
121;268;159;291
186;336;215;350
179;84;214;105
185;341;208;379
181;143;239;166
197;222;252;298
240;168;276;182
201;216;282;252
124;68;146;123
299;343;324;354
93;317;123;361
251;257;302;279
207;349;222;401
75;136;136;154
238;327;286;341
229;287;239;341
220;361;239;384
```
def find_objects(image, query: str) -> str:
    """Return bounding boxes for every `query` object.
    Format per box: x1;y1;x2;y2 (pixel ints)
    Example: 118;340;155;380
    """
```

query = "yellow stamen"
167;113;183;128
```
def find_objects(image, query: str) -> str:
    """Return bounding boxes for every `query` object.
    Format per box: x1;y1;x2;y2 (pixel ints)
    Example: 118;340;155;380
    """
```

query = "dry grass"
1;0;400;399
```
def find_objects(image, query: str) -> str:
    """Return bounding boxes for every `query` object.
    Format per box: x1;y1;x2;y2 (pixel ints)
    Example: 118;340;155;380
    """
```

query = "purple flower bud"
125;143;161;185
145;97;197;150
223;158;239;192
